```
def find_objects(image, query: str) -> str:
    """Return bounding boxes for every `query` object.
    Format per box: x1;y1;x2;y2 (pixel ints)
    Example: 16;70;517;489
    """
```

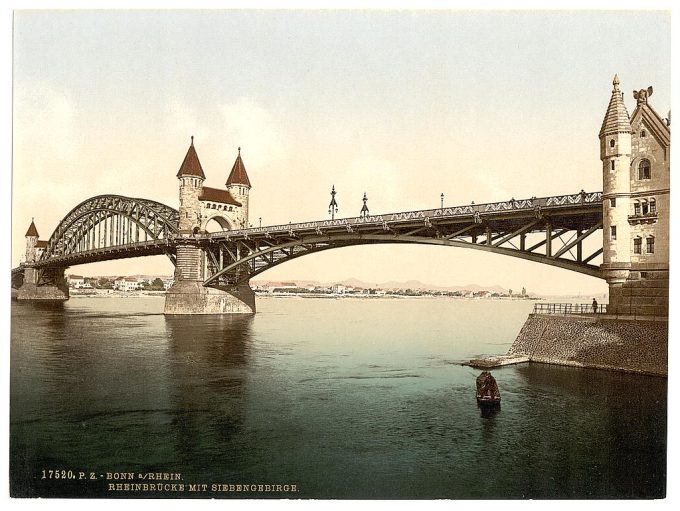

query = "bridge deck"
15;191;603;282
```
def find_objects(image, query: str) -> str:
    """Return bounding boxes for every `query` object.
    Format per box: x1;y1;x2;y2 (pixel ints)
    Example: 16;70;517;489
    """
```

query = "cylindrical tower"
226;147;252;229
176;136;206;234
24;219;39;263
599;74;632;295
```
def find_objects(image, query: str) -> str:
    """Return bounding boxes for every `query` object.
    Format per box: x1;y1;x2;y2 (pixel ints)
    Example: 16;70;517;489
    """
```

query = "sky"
11;9;672;295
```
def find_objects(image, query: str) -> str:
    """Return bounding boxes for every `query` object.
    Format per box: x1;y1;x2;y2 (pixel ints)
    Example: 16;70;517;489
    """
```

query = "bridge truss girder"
202;210;604;288
36;195;180;268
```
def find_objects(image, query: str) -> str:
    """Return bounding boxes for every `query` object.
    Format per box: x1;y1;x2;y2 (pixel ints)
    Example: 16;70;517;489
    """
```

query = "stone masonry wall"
608;272;669;317
509;314;667;376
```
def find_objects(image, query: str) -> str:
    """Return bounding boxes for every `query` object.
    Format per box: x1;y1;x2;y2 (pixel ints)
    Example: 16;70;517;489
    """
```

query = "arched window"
634;201;641;216
641;129;647;138
646;236;655;254
634;237;642;254
609;139;615;148
638;159;651;180
650;199;656;214
641;200;649;215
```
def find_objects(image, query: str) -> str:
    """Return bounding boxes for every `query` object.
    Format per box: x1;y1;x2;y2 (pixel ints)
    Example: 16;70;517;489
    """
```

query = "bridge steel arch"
201;191;605;288
36;195;180;268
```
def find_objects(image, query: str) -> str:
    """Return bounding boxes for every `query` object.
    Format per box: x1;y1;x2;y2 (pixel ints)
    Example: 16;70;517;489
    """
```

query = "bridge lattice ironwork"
35;195;180;268
201;191;604;288
15;191;605;288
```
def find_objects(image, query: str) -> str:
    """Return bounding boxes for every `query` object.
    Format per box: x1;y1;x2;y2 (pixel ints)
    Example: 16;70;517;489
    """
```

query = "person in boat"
476;371;500;402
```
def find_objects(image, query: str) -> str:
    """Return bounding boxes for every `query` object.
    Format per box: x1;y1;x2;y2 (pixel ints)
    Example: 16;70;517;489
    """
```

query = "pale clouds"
14;81;79;170
342;155;409;215
13;82;81;264
164;96;213;146
219;98;286;166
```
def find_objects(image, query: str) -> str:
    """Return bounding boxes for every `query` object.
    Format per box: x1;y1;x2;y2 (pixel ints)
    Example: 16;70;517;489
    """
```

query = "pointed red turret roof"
599;74;631;137
176;136;206;179
226;147;251;188
25;219;39;237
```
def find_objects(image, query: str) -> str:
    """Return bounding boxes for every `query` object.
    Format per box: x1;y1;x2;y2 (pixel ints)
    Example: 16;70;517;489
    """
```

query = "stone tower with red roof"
165;137;255;314
176;136;206;234
599;75;670;316
24;219;39;263
225;147;252;228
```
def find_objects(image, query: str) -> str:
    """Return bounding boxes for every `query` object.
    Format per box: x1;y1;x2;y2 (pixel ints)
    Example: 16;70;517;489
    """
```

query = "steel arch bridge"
15;190;605;289
34;195;180;269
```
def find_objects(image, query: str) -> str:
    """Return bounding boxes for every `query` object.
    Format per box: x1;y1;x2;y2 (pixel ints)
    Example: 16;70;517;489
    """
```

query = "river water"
10;296;666;499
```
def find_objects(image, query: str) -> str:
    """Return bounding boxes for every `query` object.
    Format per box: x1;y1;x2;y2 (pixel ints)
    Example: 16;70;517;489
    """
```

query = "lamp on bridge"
360;192;369;218
441;193;444;210
328;185;339;221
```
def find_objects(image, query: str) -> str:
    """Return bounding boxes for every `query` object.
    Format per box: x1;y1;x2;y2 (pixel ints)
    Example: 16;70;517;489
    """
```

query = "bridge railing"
206;190;602;239
533;302;607;315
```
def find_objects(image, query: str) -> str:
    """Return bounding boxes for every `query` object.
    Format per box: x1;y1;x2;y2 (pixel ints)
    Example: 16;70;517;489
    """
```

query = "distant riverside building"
267;282;298;290
122;278;141;292
331;284;346;294
67;275;85;288
599;75;669;316
113;277;141;292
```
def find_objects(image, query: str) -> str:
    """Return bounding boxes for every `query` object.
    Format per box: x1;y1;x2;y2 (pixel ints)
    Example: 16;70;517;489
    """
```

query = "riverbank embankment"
504;314;668;377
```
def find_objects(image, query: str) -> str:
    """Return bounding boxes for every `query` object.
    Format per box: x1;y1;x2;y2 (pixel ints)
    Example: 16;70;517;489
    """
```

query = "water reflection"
479;403;501;419
510;364;666;498
164;315;255;480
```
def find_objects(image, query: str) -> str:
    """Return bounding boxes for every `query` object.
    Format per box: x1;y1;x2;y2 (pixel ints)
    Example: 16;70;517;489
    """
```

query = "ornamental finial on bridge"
360;192;369;218
328;185;338;220
612;74;620;91
238;146;241;154
191;135;194;145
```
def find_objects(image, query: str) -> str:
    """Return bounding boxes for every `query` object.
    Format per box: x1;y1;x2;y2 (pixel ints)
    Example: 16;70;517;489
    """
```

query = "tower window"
641;201;649;215
638;159;651;180
634;237;642;254
646;237;655;254
609;139;615;148
610;160;615;170
650;199;656;214
610;198;616;207
641;130;647;138
634;202;641;215
610;226;617;240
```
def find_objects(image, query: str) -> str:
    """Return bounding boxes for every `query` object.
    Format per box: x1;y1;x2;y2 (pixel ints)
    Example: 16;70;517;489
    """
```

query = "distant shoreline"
66;290;600;301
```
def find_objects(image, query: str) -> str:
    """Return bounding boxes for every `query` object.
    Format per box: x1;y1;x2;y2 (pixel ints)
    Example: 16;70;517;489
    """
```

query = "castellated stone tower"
25;219;39;263
177;136;205;234
17;219;69;301
599;75;670;317
225;147;251;229
599;74;632;288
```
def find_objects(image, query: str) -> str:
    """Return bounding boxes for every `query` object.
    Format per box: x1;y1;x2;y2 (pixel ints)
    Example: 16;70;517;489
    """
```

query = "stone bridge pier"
16;220;69;302
16;265;69;302
164;241;255;315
